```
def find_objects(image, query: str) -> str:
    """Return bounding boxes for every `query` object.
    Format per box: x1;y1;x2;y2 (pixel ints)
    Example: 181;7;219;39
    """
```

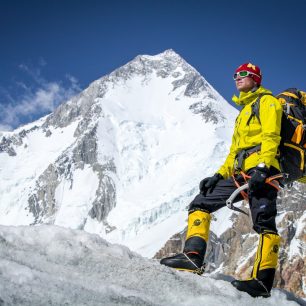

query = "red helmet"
234;63;262;85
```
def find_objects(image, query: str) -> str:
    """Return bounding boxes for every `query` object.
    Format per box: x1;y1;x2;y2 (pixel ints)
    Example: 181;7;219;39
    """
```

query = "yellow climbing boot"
232;232;280;298
160;210;211;274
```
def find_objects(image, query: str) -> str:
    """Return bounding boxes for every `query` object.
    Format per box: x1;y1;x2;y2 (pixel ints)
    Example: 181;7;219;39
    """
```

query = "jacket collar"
232;86;272;106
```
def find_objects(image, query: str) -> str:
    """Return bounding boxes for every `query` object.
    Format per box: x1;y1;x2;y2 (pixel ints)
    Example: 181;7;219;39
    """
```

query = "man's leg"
160;176;243;274
232;183;280;297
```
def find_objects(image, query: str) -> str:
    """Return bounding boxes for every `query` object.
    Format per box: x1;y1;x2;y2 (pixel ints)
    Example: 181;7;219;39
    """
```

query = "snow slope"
0;225;303;306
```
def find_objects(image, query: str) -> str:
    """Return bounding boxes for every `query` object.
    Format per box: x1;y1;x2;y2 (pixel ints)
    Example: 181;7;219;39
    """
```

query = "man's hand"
199;173;223;195
248;165;269;193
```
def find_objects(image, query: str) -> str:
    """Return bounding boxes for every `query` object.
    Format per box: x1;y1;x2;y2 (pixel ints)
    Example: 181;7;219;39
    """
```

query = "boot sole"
174;267;204;275
231;281;271;298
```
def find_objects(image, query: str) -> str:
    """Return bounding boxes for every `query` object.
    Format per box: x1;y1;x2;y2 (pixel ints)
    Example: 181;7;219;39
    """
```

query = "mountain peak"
161;48;180;56
138;49;182;61
108;48;197;88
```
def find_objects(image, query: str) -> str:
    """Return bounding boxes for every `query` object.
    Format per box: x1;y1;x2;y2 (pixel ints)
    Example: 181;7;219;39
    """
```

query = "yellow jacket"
217;86;283;179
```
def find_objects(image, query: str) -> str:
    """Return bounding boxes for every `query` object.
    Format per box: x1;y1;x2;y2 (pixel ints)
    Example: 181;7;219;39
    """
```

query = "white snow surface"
0;224;302;306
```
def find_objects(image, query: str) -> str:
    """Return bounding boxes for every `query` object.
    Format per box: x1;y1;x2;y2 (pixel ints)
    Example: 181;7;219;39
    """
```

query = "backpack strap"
246;93;274;126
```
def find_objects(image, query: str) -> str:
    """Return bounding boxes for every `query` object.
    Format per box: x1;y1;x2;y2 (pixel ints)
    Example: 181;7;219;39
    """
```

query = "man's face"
235;76;257;92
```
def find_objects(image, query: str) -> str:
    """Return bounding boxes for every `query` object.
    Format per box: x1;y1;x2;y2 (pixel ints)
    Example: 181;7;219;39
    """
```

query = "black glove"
248;166;269;194
199;173;223;195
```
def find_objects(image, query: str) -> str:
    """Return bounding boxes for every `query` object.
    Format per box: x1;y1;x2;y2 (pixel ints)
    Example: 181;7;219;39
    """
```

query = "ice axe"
226;173;285;216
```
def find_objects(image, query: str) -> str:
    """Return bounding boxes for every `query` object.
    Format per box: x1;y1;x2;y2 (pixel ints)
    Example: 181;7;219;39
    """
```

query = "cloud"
0;60;82;131
0;123;14;132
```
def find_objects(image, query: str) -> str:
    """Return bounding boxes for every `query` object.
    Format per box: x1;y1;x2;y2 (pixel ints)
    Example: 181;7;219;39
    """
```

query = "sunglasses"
233;70;259;80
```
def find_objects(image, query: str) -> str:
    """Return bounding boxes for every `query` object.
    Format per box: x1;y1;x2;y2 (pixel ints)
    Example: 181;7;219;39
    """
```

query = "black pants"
189;169;279;234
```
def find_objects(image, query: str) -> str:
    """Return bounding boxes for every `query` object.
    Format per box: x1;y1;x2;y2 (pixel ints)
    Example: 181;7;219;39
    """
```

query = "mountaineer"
160;63;283;298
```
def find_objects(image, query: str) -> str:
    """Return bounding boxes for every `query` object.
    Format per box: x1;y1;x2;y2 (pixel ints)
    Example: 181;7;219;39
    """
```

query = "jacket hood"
232;86;273;106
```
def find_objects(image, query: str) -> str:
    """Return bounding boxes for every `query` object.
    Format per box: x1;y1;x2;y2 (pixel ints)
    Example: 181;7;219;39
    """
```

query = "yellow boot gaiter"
250;232;280;292
184;210;211;258
186;210;211;242
252;232;280;278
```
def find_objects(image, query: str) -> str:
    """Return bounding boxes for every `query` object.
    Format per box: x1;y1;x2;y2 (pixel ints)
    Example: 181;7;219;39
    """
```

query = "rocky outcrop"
155;186;306;298
27;122;117;226
88;162;116;222
0;126;38;156
28;164;60;224
189;102;225;123
0;136;17;156
278;257;305;298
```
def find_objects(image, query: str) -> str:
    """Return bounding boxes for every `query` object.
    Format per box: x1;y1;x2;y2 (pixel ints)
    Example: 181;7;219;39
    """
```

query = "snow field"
0;225;302;306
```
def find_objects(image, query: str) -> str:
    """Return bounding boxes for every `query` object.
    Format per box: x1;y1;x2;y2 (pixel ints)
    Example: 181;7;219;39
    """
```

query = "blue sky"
1;0;305;130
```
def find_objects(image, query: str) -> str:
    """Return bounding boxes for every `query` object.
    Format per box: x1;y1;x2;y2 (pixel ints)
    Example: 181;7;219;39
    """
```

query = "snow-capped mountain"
0;49;236;250
0;49;304;298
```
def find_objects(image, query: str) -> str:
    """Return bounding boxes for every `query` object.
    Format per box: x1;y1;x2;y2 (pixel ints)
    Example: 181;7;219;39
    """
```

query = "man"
160;63;283;298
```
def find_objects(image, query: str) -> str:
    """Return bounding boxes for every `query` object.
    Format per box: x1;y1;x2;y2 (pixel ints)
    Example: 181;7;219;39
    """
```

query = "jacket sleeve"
258;95;282;167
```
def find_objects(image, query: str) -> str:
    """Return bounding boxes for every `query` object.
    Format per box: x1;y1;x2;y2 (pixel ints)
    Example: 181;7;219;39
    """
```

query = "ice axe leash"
226;173;286;216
